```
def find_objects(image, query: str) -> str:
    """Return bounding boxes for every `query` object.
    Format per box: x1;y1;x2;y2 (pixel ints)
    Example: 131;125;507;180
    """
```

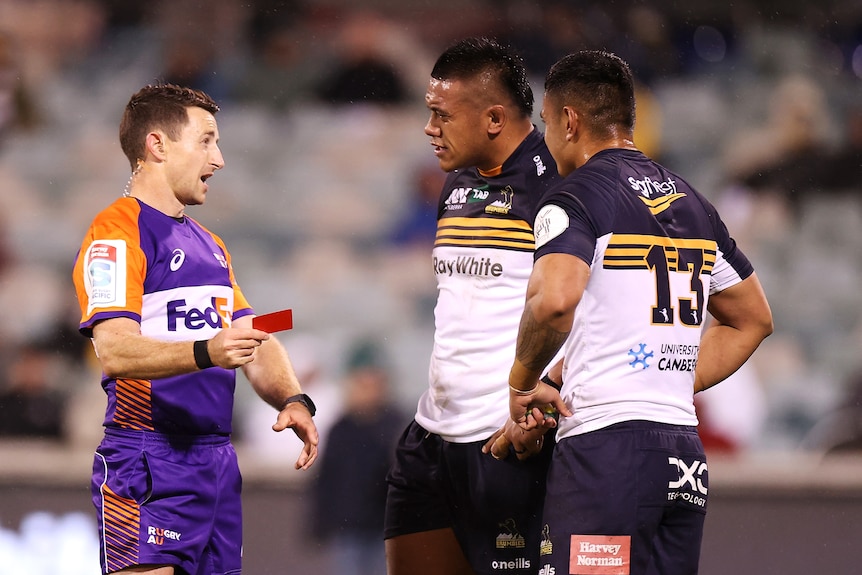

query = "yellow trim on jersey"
638;193;687;215
436;216;534;250
603;234;717;272
440;217;533;231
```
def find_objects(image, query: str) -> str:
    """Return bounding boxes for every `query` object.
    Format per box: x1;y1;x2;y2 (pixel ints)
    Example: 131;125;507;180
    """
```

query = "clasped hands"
482;381;572;461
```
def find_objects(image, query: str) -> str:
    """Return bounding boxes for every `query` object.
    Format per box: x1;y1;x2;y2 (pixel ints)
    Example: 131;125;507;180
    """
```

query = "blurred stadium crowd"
0;0;861;460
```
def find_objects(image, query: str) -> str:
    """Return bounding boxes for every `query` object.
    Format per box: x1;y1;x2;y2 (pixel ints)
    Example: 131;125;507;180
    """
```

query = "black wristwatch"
281;393;316;417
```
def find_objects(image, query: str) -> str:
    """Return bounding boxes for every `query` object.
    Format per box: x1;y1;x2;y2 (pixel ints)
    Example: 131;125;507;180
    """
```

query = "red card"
253;309;293;333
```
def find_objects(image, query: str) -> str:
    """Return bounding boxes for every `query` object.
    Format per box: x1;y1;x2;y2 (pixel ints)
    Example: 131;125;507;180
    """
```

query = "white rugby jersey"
533;148;754;439
415;129;562;442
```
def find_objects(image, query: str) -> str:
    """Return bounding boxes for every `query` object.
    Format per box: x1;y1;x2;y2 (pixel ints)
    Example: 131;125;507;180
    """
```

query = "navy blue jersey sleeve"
533;179;616;265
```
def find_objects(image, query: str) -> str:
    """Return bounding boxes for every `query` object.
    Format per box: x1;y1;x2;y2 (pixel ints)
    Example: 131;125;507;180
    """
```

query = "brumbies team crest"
496;518;526;549
485;186;514;215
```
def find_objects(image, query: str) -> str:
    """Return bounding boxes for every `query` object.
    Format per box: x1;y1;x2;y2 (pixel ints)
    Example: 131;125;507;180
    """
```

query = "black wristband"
193;339;214;369
541;374;562;391
281;393;316;417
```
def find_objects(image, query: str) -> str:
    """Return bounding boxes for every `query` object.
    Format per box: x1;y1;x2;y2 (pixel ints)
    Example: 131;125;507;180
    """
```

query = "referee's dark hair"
431;37;534;119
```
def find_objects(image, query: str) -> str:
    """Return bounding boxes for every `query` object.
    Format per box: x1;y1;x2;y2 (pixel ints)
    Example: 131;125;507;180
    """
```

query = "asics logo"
170;249;186;271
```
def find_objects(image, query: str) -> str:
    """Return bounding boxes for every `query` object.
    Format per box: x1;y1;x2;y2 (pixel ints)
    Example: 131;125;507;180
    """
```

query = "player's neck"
481;121;534;172
575;133;638;168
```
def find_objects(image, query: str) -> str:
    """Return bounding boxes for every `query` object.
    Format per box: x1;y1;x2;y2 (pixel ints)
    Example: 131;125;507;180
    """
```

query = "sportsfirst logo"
167;297;230;330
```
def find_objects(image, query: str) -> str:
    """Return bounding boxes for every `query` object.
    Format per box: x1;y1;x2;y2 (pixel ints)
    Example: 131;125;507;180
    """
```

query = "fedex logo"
167;297;231;331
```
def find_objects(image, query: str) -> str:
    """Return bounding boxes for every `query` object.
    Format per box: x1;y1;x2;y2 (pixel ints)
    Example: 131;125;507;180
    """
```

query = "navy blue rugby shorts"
539;420;707;575
384;419;554;575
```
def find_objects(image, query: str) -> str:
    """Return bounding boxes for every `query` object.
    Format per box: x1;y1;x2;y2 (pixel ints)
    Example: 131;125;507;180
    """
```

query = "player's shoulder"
516;129;558;179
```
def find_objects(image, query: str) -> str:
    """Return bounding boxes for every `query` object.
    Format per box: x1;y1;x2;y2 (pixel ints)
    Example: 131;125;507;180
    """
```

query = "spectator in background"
315;11;409;106
388;160;447;248
311;338;408;575
802;368;862;455
0;31;38;147
232;8;321;111
0;341;66;438
722;74;834;213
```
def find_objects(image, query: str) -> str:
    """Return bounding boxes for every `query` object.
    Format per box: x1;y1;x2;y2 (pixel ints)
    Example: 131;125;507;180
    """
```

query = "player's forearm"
243;337;303;409
510;302;570;391
694;323;770;393
695;274;773;393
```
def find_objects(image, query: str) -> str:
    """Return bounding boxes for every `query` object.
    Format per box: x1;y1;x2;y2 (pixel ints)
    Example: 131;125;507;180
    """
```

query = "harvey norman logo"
569;535;630;574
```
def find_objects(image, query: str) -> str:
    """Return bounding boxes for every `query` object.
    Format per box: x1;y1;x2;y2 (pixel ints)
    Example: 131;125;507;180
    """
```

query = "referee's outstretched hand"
272;403;319;470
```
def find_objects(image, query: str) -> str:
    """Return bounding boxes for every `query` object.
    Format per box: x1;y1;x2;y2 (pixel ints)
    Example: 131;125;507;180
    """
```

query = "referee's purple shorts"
92;428;243;575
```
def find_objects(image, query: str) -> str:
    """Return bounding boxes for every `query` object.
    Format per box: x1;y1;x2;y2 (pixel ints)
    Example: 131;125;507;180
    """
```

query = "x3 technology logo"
667;457;707;507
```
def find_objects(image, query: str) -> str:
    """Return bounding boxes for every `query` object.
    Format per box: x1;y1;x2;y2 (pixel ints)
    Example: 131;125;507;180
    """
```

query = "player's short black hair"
544;50;636;137
119;83;219;170
431;37;533;118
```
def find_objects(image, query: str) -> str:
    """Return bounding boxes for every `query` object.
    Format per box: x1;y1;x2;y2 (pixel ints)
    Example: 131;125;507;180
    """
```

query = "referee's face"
424;77;495;172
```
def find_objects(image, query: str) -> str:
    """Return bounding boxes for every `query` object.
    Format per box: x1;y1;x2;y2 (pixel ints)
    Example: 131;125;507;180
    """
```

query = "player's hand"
510;381;571;431
273;404;319;470
482;416;555;461
207;328;270;369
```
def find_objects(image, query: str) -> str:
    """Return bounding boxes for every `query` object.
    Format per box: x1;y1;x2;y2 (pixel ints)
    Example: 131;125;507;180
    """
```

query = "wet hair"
119;83;219;169
544;50;636;137
431;37;533;118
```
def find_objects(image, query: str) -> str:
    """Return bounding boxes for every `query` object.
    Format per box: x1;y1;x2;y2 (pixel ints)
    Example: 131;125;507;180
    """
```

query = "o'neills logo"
569;535;630;574
491;558;531;571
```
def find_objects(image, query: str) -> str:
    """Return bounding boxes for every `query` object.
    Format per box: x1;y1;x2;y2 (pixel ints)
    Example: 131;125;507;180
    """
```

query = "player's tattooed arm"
515;304;569;375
